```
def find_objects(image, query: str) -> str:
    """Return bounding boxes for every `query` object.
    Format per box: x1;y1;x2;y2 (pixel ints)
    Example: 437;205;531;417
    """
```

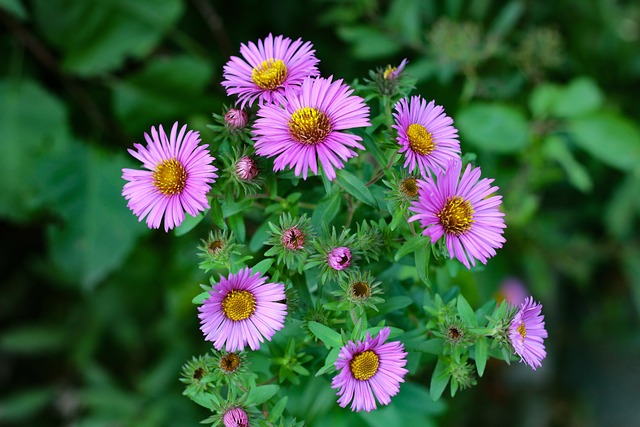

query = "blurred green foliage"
1;0;640;426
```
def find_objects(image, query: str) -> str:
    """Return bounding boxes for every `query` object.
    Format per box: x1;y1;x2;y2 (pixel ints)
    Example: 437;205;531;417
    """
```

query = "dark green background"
1;0;640;425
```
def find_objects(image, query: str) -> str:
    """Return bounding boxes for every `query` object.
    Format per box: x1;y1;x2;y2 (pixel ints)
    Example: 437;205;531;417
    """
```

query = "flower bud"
223;407;249;427
224;108;248;129
235;156;259;180
327;247;352;271
281;226;305;250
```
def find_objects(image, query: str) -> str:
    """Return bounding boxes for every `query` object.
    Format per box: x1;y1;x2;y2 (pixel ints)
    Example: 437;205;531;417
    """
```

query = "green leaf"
46;142;148;289
0;0;28;19
553;77;603;118
32;0;183;75
542;135;592;192
456;294;478;327
569;112;640;172
252;258;274;275
249;218;273;252
174;210;206;236
377;296;413;315
417;338;444;354
429;358;450;401
246;385;279;406
0;79;70;222
112;55;213;133
474;337;488;377
337;169;377;208
529;83;562;118
316;347;340;376
337;26;402;59
268;396;288;422
414;245;430;286
227;212;246;243
0;325;66;354
307;321;343;348
488;0;524;37
188;392;218;411
0;388;53;422
457;103;530;153
395;235;429;261
312;189;341;229
191;290;210;305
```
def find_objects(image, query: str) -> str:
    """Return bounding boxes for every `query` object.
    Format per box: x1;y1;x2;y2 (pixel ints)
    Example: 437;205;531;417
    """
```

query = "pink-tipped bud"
223;407;249;427
225;109;248;129
235;156;259;180
282;226;305;250
327;247;352;271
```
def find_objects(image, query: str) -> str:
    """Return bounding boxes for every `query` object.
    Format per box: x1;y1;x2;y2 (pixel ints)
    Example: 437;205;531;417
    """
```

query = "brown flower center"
351;281;371;299
251;58;288;90
220;353;241;373
208;240;224;255
288;107;332;145
438;196;475;236
153;158;187;195
407;123;435;155
350;350;379;381
222;290;256;321
400;177;419;198
193;367;205;380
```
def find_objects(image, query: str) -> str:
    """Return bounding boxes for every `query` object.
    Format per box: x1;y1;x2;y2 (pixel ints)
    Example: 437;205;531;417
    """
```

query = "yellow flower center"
288;107;332;145
383;65;396;80
220;353;241;373
221;290;256;321
153;158;187;195
400;177;419;198
438;196;475;236
517;322;526;340
351;281;371;299
407;123;435;155
350;350;379;380
251;58;288;90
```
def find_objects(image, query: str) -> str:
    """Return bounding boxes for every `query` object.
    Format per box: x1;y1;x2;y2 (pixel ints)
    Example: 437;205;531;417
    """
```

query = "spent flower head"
122;122;218;231
264;213;315;271
198;230;240;272
333;270;384;311
180;353;217;395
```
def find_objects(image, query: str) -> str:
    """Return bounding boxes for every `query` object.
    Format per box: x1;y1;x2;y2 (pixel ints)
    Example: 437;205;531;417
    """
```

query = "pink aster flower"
408;158;506;269
383;58;408;81
222;34;320;108
122;122;218;232
252;76;371;181
332;327;408;412
223;407;249;427
327;247;352;271
198;267;287;352
392;95;461;178
508;297;547;370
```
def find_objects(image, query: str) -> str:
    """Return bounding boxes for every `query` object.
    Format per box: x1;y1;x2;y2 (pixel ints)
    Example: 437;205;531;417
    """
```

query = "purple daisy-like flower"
122;122;218;232
392;95;461;178
223;407;249;427
508;297;547;370
332;327;408;412
383;58;408;81
253;76;371;180
198;267;287;352
327;247;352;271
222;34;320;108
408;158;506;269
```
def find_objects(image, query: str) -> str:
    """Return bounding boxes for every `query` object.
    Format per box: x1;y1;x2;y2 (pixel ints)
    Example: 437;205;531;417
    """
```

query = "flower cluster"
120;33;548;425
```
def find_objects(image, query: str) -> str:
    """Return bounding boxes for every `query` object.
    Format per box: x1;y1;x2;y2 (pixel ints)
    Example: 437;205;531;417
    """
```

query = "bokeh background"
2;0;640;426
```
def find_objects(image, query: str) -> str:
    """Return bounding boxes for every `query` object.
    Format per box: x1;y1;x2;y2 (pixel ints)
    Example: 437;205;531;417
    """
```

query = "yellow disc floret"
288;107;332;145
153;158;187;195
407;123;435;155
222;290;257;321
350;350;380;381
251;58;288;90
438;196;475;235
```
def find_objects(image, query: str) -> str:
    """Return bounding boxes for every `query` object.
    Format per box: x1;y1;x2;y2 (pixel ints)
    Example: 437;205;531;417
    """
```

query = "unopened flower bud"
383;58;408;81
225;108;248;129
327;247;352;271
282;226;305;250
235;156;259;180
223;407;249;427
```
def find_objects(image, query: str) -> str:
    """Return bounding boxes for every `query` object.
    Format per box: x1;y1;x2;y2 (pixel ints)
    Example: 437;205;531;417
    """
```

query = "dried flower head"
334;271;384;310
197;230;239;272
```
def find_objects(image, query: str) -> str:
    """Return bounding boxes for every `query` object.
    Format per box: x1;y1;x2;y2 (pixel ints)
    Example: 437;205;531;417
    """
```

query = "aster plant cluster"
121;34;548;425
